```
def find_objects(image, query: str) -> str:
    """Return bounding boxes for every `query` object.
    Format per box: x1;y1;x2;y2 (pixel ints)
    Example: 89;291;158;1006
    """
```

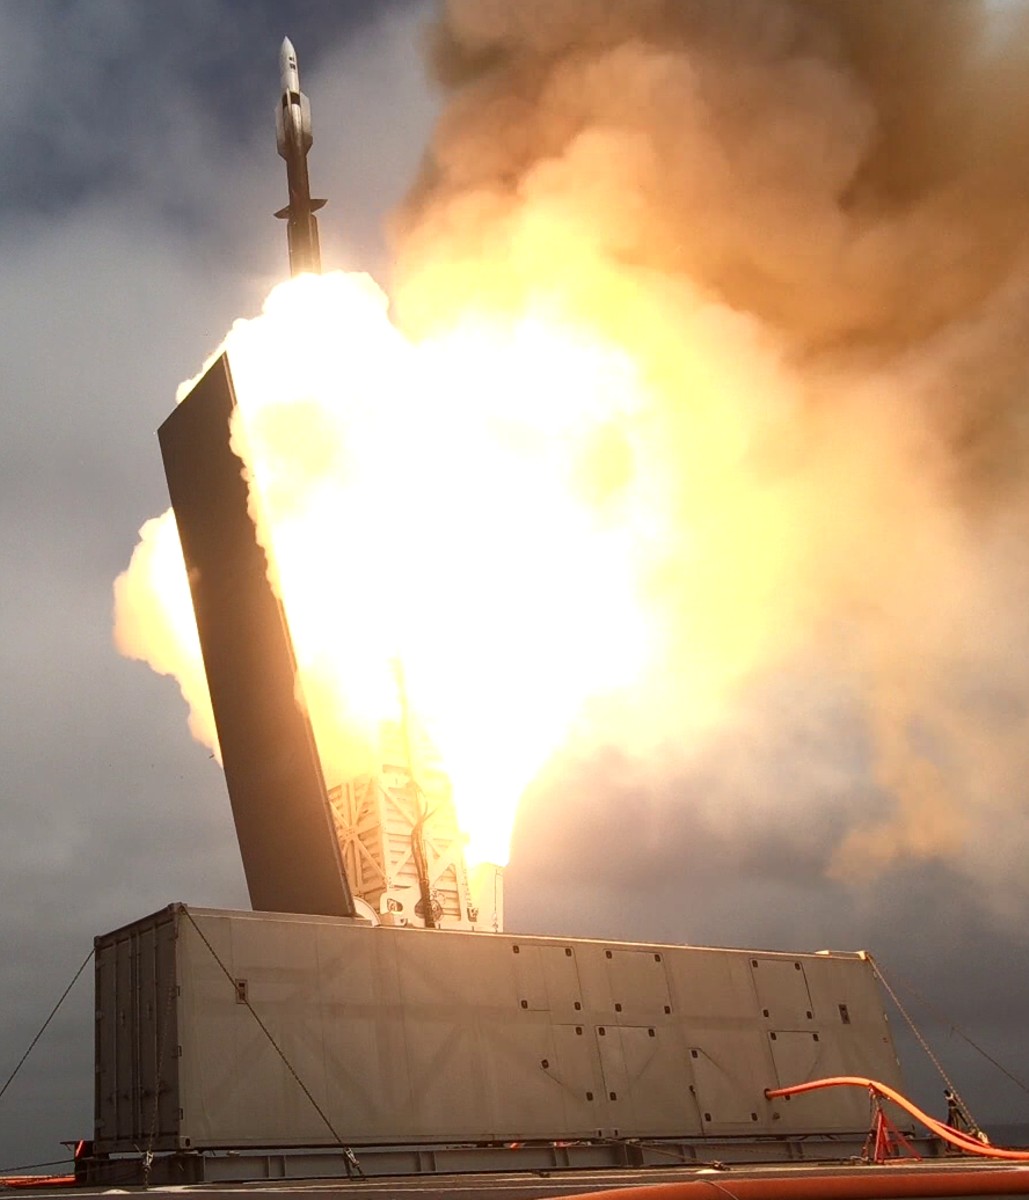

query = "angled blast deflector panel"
158;354;355;917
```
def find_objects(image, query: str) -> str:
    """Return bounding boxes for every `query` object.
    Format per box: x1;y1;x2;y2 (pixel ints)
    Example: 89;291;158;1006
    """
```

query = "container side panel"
137;923;159;1140
550;1023;609;1133
512;943;548;1012
100;910;910;1152
484;1022;577;1138
94;944;119;1145
688;1027;772;1130
154;915;181;1140
617;1025;696;1134
318;919;413;1133
158;355;353;918
541;945;585;1022
767;1028;869;1130
114;934;137;1141
666;948;760;1019
395;935;492;1137
606;950;672;1022
94;910;183;1154
750;957;814;1024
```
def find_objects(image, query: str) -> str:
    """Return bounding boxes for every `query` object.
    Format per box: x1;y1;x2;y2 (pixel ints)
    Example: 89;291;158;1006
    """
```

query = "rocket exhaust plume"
116;3;1029;910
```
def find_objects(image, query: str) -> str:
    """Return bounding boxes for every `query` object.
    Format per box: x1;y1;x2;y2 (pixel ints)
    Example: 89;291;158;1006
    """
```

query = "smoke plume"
386;0;1029;893
112;1;1029;903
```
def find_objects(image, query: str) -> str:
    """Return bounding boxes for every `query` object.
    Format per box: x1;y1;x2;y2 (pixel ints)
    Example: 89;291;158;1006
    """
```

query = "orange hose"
0;1177;76;1189
764;1076;1029;1162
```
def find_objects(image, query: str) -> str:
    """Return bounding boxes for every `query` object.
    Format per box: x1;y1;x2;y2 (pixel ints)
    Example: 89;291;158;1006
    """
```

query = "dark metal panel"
158;355;355;917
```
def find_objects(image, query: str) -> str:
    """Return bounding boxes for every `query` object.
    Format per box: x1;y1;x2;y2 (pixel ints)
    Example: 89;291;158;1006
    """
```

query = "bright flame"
117;272;671;867
116;2;1029;894
113;508;218;754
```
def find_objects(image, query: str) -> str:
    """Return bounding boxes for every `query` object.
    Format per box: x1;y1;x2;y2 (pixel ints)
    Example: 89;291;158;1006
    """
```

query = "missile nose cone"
280;36;300;92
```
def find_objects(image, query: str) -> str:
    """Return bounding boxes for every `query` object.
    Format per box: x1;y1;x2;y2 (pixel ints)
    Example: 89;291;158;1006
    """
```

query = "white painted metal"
328;714;502;932
93;906;905;1155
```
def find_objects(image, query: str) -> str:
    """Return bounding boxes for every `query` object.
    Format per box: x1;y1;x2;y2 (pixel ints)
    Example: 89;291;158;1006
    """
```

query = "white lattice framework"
328;719;502;931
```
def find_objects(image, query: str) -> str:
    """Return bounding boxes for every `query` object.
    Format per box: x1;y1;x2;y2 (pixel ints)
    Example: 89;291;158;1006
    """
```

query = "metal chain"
869;955;981;1134
874;959;1029;1098
182;909;363;1178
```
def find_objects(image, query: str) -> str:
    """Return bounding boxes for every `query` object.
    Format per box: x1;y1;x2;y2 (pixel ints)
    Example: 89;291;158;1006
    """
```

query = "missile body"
275;38;325;276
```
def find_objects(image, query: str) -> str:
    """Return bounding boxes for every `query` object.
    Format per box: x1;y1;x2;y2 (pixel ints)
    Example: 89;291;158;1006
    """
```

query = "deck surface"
10;1159;1029;1200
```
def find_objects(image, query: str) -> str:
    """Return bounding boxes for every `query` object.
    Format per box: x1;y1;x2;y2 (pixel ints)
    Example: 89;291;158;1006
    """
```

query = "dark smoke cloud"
410;1;1029;347
391;0;1029;902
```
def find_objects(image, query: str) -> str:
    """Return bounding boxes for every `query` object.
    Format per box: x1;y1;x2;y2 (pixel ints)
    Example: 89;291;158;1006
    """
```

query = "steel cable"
872;958;1029;1099
182;909;363;1178
0;948;94;1105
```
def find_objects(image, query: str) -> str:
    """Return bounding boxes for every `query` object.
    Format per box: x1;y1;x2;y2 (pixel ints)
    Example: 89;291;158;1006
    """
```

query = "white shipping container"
93;905;904;1154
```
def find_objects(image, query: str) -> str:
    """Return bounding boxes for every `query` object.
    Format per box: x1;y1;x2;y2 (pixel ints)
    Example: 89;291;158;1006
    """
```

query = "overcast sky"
2;0;1029;1175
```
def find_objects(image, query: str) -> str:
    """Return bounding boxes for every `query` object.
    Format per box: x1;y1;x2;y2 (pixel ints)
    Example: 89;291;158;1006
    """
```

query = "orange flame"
116;271;666;867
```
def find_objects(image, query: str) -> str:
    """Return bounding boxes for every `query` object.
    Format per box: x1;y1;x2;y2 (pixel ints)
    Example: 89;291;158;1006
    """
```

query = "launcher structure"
159;354;494;928
329;719;493;930
91;350;920;1188
159;356;354;918
88;41;934;1186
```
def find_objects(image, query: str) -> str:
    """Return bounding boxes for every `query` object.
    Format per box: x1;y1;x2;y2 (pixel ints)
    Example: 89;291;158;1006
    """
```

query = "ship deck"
11;1159;1029;1200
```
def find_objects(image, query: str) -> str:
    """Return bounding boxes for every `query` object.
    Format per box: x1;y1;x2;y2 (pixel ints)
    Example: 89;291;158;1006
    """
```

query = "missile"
275;37;326;276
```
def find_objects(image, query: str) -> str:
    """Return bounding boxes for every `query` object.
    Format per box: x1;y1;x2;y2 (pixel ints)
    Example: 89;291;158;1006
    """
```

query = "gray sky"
0;0;438;1168
2;0;1029;1175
